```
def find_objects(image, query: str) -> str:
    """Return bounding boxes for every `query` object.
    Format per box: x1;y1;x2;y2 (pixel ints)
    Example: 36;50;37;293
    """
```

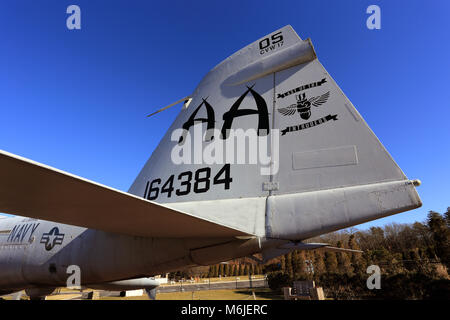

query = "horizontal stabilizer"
262;242;363;262
321;246;363;254
0;150;250;238
279;242;363;253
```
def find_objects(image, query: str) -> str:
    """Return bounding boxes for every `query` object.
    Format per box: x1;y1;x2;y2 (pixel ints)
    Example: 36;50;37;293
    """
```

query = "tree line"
168;208;449;299
266;208;450;299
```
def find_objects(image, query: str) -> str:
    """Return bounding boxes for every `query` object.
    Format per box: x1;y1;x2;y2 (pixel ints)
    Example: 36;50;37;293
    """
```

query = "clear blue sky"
0;1;449;229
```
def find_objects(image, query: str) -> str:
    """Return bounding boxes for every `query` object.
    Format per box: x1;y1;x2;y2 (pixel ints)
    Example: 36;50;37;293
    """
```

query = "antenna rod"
146;96;192;118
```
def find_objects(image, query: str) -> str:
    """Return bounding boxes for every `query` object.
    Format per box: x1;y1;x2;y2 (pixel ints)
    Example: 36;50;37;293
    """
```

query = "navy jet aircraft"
0;26;421;300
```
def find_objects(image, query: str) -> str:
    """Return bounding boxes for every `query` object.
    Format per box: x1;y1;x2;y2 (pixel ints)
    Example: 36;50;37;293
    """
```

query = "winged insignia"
278;91;330;120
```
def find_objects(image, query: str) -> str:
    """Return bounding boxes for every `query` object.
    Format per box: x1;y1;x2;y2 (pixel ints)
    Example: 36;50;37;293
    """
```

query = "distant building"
283;281;325;300
153;274;168;284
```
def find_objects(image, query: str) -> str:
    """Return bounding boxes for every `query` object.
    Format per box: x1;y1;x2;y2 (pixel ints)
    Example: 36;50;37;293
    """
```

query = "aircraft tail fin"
264;28;422;239
126;25;422;239
272;57;410;192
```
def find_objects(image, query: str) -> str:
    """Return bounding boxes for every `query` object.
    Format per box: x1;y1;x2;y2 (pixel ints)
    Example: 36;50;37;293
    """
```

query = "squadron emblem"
278;91;330;120
277;91;337;136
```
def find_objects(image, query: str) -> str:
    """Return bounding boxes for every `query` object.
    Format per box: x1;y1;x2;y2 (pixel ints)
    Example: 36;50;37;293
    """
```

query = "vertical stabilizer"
128;26;421;239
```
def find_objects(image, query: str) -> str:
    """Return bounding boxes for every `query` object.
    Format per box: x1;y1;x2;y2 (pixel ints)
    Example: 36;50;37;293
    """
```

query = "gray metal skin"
0;25;422;297
0;216;266;296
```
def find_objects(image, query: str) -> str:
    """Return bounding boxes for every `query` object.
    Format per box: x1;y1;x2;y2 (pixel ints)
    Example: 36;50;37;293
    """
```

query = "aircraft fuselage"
0;216;261;292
